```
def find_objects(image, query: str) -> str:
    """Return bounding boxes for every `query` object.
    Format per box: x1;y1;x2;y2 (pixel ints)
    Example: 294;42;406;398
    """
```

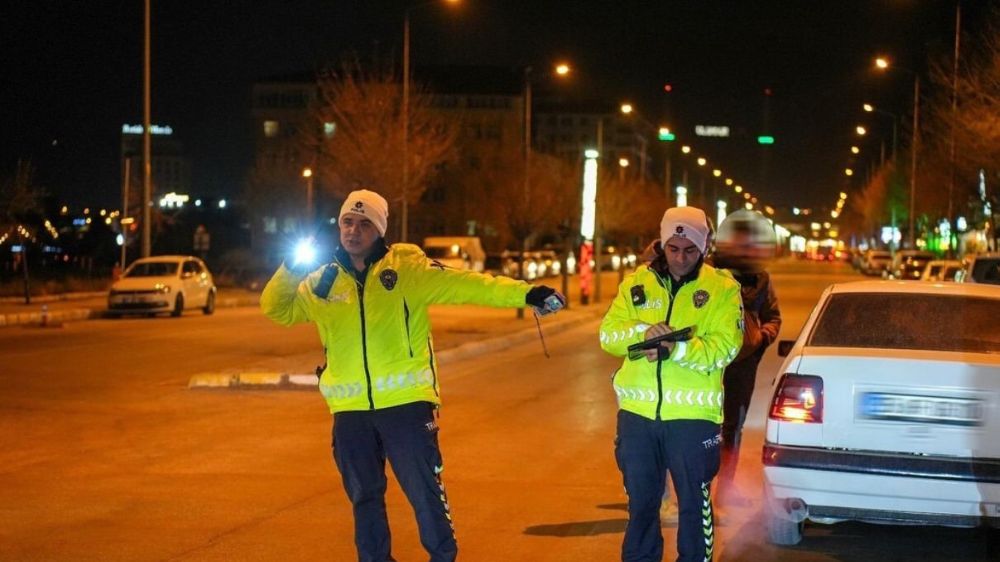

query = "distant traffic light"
658;127;676;141
757;135;775;145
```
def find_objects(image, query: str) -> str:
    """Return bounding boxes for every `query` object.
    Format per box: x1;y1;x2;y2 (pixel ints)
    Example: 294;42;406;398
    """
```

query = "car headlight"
155;284;171;294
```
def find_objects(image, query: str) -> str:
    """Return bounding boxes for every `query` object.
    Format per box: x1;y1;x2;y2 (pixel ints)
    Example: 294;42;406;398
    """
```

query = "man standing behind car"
712;211;782;508
600;206;742;562
260;189;564;562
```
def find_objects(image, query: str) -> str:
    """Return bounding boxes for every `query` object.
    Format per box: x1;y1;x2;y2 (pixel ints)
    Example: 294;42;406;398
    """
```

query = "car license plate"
859;393;984;426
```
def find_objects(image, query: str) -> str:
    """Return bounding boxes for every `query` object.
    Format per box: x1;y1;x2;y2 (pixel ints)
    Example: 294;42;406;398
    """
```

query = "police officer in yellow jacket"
261;189;563;562
600;206;742;562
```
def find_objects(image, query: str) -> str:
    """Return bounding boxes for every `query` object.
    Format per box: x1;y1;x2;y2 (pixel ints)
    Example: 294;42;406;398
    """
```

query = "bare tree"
0;161;43;303
309;55;458;217
599;171;668;245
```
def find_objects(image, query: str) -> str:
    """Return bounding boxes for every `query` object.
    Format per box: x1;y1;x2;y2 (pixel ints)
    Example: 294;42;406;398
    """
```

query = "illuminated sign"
159;192;190;208
580;152;599;240
757;135;775;145
695;125;729;138
122;124;174;135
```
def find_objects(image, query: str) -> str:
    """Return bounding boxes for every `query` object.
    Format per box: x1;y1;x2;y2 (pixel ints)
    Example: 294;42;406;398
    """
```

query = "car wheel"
202;291;215;315
171;293;184;317
767;512;803;546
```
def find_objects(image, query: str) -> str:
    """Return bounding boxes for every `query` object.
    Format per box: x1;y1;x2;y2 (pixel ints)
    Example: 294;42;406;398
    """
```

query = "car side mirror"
777;340;795;357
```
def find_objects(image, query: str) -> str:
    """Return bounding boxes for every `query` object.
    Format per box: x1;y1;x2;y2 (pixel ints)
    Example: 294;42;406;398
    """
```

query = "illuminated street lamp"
681;145;691;154
618;157;630;168
725;178;733;186
302;167;315;221
697;157;707;166
620;102;633;115
734;185;743;193
875;54;920;246
855;125;867;136
555;62;571;76
712;169;722;178
845;168;854;177
863;103;875;113
851;146;860;155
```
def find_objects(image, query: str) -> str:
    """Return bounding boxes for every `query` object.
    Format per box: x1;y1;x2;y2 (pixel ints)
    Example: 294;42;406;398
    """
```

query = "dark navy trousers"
615;410;721;562
333;401;457;562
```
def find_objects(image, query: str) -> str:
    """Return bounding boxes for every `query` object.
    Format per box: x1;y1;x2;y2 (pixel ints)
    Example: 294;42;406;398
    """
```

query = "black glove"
526;286;556;308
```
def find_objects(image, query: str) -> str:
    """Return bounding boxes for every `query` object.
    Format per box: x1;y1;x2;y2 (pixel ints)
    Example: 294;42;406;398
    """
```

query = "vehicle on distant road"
422;236;486;272
762;280;1000;546
108;255;216;317
956;253;1000;285
860;250;892;276
920;259;964;282
885;250;935;280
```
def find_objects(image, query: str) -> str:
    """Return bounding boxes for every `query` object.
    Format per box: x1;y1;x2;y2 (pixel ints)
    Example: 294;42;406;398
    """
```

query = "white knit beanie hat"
338;189;389;237
660;206;710;254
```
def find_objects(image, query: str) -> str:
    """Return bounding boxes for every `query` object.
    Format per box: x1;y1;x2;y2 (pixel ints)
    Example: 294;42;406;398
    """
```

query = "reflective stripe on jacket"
261;243;531;413
600;263;742;423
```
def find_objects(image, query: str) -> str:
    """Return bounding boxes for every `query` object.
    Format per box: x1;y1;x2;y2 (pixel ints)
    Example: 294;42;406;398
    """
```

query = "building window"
263;217;277;234
264;121;279;138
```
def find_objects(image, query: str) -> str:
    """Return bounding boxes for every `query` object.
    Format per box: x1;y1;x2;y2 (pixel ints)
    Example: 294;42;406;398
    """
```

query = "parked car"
860;250;892;276
920;259;964;282
422;236;486;272
956;253;1000;285
762;280;1000;545
108;255;216;317
885;250;935;279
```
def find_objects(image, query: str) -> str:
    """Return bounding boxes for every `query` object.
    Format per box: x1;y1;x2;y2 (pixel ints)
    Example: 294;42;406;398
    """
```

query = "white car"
762;280;1000;545
108;255;216;317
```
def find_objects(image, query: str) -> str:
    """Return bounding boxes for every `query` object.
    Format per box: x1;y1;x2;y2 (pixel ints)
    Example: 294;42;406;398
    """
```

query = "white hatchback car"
762;280;1000;545
108;255;216;317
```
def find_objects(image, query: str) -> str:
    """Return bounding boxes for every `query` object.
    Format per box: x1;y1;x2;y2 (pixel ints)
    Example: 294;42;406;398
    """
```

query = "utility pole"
141;0;152;257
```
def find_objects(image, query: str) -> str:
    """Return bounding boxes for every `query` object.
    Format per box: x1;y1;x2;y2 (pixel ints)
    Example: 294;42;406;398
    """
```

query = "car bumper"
108;295;171;312
763;444;1000;525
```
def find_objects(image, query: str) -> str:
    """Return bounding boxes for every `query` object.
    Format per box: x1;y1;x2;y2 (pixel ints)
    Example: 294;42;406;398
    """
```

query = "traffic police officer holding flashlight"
600;206;742;562
261;189;564;562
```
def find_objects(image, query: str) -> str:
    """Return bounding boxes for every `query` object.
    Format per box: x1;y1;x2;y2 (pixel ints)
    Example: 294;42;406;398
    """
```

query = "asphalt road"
1;260;997;561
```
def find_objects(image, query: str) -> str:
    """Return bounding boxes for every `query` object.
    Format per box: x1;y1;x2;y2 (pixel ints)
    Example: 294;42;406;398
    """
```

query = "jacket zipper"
427;336;440;397
355;280;376;410
655;280;677;421
403;300;414;357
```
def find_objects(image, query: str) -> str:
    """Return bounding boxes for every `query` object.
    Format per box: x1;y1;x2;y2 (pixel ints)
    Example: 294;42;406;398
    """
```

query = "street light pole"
909;74;920;248
401;12;411;243
142;0;152;258
948;1;962;252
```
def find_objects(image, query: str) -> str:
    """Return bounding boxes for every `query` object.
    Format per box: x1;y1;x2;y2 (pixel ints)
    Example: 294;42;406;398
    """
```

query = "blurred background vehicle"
885;250;935;279
955;253;1000;285
861;250;892;276
108;255;216;317
920;259;964;282
422;236;486;272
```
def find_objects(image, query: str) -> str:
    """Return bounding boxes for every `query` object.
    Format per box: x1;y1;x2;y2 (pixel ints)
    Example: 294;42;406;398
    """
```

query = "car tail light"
769;374;824;423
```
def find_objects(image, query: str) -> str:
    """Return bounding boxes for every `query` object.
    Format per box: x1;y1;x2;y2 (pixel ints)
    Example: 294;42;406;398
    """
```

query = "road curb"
188;371;318;390
0;296;260;328
187;308;602;391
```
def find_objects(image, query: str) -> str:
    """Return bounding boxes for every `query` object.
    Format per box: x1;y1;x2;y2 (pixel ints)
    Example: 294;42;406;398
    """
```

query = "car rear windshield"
125;262;178;277
809;293;1000;354
425;247;460;259
971;258;1000;285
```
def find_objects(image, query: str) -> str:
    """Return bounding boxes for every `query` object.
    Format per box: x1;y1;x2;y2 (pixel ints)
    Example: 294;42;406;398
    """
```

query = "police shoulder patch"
380;269;398;291
693;289;710;308
630;285;646;306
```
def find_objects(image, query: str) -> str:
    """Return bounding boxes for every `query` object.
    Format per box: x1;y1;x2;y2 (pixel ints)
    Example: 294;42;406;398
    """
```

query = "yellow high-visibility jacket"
600;262;742;423
261;243;530;413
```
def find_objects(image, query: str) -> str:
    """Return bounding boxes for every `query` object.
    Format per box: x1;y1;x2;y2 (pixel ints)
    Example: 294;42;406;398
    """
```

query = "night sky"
2;1;984;211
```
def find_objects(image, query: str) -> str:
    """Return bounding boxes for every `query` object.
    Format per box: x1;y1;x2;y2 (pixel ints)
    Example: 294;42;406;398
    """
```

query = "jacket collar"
333;239;390;275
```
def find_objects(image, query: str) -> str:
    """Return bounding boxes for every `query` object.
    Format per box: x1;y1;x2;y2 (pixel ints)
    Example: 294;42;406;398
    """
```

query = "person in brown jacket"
712;211;782;506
